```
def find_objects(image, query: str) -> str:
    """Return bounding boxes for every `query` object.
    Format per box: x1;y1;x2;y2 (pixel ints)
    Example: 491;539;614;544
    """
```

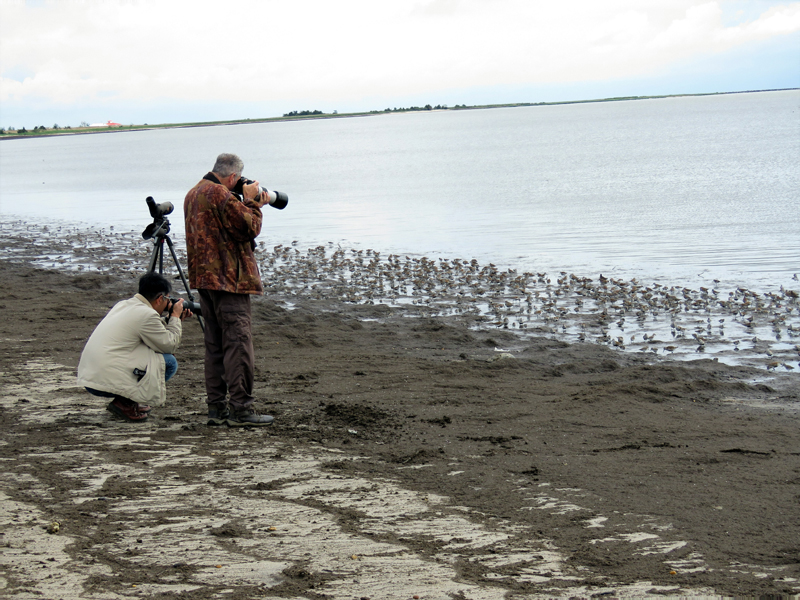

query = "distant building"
88;121;122;127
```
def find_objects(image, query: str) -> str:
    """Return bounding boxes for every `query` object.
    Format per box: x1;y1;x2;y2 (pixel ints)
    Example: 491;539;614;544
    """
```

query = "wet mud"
1;240;799;598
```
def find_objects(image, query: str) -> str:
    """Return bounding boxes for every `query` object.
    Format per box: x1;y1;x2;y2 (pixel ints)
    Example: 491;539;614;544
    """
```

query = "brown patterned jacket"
183;173;264;294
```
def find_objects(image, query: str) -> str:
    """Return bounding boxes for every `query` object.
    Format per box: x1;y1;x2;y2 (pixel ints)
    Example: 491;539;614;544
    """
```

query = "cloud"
1;0;798;112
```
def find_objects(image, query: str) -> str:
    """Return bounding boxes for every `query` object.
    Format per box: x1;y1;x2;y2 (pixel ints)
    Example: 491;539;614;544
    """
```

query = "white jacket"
77;294;182;406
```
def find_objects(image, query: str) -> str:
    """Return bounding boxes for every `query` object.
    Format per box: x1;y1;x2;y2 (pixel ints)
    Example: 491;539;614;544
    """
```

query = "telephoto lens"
263;189;288;210
169;298;202;315
234;177;288;210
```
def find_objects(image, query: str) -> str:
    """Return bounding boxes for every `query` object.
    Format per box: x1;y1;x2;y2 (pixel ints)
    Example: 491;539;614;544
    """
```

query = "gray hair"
212;153;244;178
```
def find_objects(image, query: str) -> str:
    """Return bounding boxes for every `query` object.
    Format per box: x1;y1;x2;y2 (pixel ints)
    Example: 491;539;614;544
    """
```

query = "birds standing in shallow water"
2;220;799;372
248;243;799;371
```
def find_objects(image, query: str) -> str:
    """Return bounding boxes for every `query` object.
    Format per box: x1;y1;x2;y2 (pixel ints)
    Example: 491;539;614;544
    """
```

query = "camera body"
233;177;288;210
167;298;202;316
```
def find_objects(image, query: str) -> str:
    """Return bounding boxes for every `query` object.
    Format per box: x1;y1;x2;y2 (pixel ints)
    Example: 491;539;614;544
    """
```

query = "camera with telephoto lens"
233;177;288;210
167;297;201;316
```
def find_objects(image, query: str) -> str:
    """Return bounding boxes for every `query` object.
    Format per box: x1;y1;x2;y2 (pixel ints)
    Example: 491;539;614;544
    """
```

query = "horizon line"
2;87;798;139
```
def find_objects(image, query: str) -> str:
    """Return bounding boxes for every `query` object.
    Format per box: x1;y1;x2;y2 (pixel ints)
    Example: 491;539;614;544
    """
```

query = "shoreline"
2;217;798;375
2;87;797;141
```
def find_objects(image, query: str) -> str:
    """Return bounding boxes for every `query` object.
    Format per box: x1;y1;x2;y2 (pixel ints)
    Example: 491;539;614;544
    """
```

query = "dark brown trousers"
198;289;255;411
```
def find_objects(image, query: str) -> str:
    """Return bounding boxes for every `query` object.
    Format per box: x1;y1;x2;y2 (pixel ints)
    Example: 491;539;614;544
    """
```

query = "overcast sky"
1;0;798;129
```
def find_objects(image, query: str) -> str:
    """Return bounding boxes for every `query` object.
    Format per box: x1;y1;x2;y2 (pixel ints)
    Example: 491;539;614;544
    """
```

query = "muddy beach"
1;242;799;597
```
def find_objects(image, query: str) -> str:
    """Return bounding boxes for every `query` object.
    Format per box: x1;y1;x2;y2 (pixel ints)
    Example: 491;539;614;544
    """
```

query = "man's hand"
242;180;265;204
170;298;185;319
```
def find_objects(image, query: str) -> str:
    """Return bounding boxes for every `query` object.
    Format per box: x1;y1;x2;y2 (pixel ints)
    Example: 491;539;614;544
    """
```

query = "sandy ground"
1;252;799;599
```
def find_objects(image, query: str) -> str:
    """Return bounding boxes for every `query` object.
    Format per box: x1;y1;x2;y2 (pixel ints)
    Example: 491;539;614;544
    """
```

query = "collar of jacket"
203;171;244;201
134;293;160;313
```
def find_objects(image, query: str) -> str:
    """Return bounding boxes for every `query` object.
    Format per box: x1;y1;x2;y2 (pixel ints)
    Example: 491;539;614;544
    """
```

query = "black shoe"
207;403;230;426
227;409;273;427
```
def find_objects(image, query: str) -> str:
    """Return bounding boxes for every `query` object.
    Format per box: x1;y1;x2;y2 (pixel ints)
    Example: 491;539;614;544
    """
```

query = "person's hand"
170;298;184;319
179;307;193;321
242;180;262;202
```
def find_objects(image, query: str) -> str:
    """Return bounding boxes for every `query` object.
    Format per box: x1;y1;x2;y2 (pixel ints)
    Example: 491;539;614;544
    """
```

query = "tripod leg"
164;236;192;300
147;238;164;274
164;235;205;332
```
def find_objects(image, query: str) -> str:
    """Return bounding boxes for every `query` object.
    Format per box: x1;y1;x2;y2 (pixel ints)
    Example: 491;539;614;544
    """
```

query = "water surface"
1;89;798;293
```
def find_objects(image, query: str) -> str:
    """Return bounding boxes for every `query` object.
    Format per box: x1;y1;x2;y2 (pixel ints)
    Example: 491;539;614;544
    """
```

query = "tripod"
143;213;204;331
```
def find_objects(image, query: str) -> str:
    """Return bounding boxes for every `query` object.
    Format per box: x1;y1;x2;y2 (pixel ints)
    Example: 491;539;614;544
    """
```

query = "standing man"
184;153;274;426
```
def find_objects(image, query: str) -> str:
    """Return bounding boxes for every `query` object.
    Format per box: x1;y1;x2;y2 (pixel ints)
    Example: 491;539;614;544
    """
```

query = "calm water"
1;90;799;291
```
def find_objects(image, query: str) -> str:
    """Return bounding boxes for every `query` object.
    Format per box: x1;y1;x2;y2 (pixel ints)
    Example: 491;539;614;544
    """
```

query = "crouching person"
77;272;192;422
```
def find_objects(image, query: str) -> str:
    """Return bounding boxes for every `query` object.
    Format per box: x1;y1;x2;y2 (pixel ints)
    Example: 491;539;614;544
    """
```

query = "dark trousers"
198;289;255;411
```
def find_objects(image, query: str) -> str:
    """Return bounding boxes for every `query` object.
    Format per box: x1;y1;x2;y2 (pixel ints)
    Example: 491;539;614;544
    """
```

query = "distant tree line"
0;124;75;135
283;110;324;117
371;104;450;113
0;123;135;135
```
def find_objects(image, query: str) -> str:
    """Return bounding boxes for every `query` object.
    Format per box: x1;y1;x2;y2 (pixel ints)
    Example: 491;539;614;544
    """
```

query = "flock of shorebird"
2;220;798;372
255;243;800;371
